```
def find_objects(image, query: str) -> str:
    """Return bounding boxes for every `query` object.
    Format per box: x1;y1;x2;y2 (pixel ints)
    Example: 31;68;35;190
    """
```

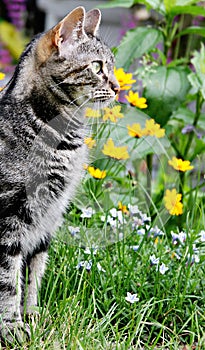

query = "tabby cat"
0;6;119;342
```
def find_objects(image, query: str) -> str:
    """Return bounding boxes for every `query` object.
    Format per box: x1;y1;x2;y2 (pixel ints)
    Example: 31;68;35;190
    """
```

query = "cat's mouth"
92;89;116;105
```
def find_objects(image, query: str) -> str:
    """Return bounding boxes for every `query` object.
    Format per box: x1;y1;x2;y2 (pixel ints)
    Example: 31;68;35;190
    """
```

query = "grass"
1;201;205;349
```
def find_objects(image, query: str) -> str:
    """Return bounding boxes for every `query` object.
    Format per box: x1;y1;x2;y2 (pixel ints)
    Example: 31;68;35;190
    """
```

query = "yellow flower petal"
164;189;183;216
85;108;101;118
118;201;128;214
0;72;5;80
114;67;136;91
102;138;129;160
125;90;148;109
143;119;165;138
103;105;124;123
84;137;96;149
168;157;194;172
127;123;144;138
87;166;107;179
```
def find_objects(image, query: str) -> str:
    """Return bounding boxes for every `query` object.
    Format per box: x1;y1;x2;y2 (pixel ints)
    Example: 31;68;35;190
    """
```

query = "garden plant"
0;0;205;349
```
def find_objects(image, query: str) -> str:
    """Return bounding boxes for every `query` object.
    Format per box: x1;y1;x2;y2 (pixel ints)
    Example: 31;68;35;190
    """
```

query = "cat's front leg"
0;241;30;344
25;250;48;316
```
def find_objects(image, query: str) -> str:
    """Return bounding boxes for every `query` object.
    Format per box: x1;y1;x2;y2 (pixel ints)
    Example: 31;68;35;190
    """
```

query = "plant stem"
183;92;203;158
146;153;153;207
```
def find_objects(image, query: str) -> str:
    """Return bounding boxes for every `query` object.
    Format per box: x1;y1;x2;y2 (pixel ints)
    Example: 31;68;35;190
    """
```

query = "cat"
0;6;119;343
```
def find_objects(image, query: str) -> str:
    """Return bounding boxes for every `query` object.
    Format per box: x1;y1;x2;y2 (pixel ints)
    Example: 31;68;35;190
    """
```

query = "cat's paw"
0;321;30;345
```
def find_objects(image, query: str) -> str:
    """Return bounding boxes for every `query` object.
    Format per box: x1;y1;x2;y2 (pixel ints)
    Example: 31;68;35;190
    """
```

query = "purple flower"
182;124;195;134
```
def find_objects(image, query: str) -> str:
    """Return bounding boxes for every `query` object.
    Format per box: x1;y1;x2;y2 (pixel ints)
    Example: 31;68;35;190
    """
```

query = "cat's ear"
84;9;101;36
55;7;87;49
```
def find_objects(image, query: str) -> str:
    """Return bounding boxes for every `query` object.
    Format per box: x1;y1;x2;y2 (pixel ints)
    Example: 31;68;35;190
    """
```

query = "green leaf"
164;0;176;12
137;0;165;14
171;106;195;124
176;0;199;5
188;43;205;99
115;27;163;70
144;66;191;126
170;5;205;17
98;0;134;8
176;26;205;38
190;138;205;161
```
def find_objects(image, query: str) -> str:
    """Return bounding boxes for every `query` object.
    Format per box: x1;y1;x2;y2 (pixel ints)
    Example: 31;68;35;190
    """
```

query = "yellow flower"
127;123;144;138
84;137;96;149
118;201;128;214
125;91;147;109
0;72;5;80
102;138;129;160
114;67;136;91
103;105;124;123
87;166;106;179
143;119;165;138
85;108;101;118
164;189;183;216
168;157;194;172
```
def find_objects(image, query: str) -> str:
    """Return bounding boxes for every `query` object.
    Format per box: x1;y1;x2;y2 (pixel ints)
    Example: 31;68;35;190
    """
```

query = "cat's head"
36;7;120;108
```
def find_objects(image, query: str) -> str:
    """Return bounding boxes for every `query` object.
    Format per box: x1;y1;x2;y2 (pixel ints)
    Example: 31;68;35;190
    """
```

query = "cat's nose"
109;74;120;95
110;81;120;95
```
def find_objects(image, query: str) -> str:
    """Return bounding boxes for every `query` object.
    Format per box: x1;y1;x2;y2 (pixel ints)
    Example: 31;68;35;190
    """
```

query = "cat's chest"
22;144;88;253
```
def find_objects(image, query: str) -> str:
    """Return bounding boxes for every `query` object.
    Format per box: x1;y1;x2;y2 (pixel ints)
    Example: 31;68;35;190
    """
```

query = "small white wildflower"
171;231;179;245
140;213;151;223
101;215;106;222
159;263;169;275
130;245;139;251
80;207;95;218
178;231;187;244
107;215;117;228
150;226;164;237
68;226;80;236
97;262;106;272
193;254;200;263
125;292;139;304
110;208;117;217
128;204;140;215
84;247;97;255
132;217;143;228
200;230;205;242
137;228;145;236
150;254;159;265
76;260;92;271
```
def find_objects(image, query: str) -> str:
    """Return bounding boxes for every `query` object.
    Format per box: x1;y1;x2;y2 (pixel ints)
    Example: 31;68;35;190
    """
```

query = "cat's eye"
91;61;102;75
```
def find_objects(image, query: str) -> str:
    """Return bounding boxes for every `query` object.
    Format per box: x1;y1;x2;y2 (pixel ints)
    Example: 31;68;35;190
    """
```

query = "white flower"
150;254;159;265
76;260;92;271
128;204;140;215
150;226;164;237
199;230;205;242
140;213;151;223
68;226;80;236
178;231;187;244
137;228;145;236
130;245;139;251
80;207;95;218
97;262;105;272
159;263;169;275
125;292;139;304
110;208;117;217
171;231;187;245
84;247;97;255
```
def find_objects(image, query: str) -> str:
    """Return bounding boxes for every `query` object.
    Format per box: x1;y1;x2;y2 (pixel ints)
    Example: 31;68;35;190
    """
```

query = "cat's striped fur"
0;6;119;342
